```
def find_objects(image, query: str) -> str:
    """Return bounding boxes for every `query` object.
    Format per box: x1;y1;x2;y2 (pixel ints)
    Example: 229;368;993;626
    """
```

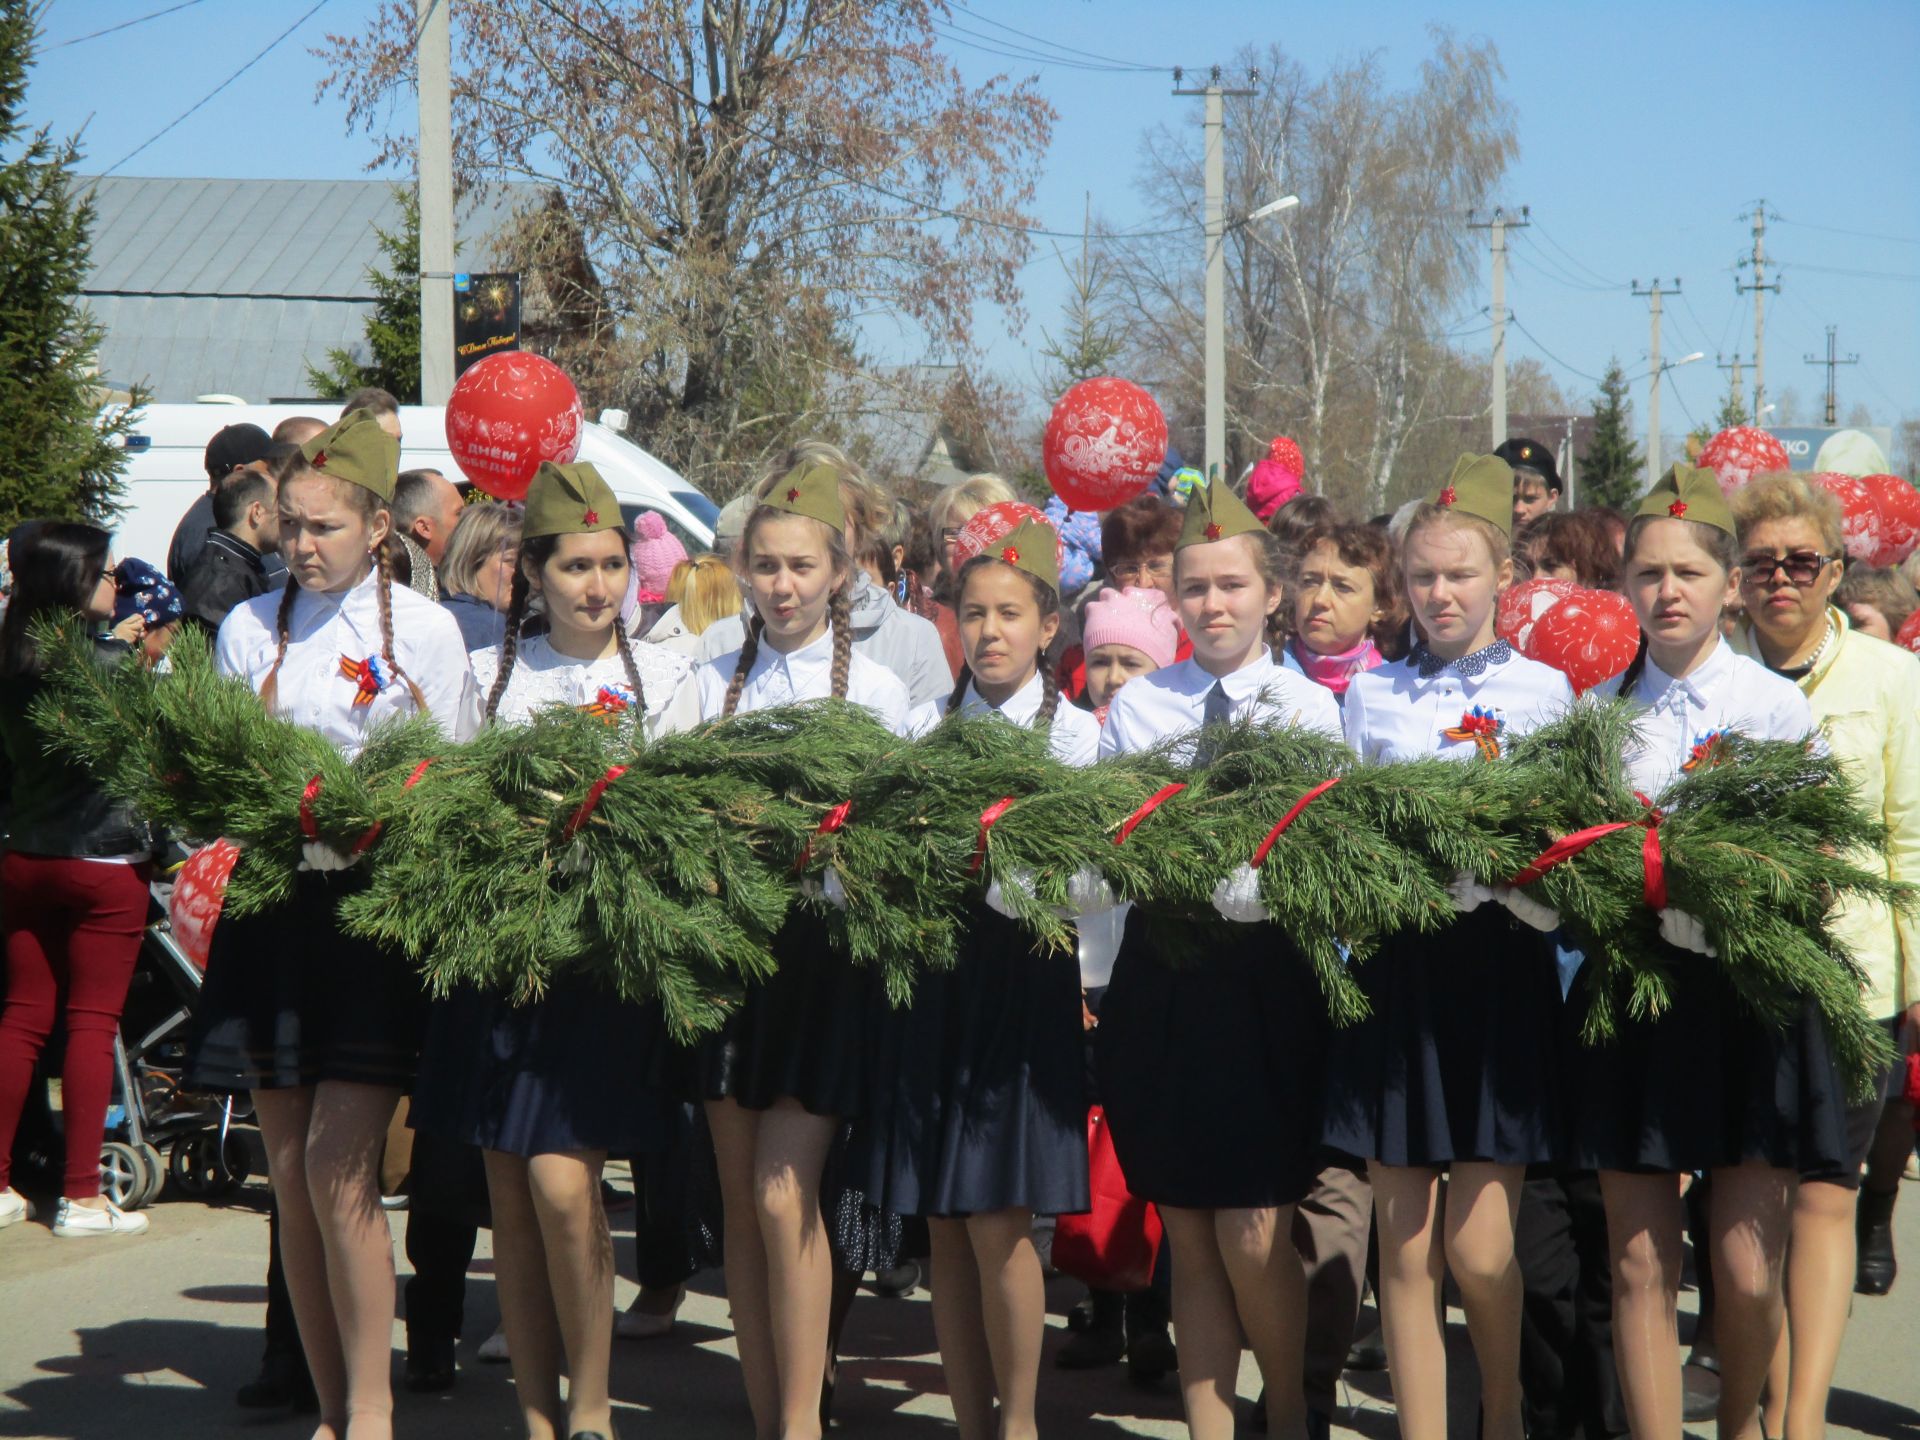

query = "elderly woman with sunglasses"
1730;471;1920;1440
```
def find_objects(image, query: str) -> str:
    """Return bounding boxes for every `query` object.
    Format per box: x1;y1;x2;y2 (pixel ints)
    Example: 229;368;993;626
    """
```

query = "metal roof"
78;176;543;401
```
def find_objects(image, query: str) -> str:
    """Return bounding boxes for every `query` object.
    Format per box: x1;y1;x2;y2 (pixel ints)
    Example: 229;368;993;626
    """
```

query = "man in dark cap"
1495;436;1563;529
166;422;282;583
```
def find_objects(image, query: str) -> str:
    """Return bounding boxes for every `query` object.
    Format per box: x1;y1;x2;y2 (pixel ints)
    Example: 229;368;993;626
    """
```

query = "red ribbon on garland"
970;795;1017;874
298;775;324;840
1250;777;1341;869
1112;782;1187;847
348;757;436;857
796;799;854;871
563;764;629;841
1510;792;1667;910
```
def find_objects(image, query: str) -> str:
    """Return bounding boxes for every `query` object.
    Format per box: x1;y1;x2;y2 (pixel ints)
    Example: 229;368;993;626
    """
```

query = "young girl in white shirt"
191;410;479;1440
1571;465;1847;1440
693;460;910;1440
1096;480;1341;1440
1326;455;1573;1440
409;461;696;1440
862;504;1098;1439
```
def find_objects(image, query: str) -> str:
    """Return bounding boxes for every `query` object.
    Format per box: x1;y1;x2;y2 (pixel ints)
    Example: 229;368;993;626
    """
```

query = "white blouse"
216;568;480;757
1607;637;1815;797
953;672;1101;767
695;626;914;737
1098;649;1344;760
470;633;701;739
1344;641;1572;764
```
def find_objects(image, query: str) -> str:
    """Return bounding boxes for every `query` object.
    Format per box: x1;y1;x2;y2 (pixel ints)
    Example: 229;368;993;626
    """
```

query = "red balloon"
1896;608;1920;656
1496;577;1578;653
1522;588;1640;696
952;499;1064;574
168;838;240;970
444;352;585;501
1806;470;1887;563
1856;473;1920;566
1698;426;1789;497
1042;377;1168;512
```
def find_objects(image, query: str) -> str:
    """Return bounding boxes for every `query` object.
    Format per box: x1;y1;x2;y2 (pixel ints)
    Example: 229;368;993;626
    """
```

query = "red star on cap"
583;508;599;526
1438;486;1457;506
786;487;800;503
1668;500;1687;518
1001;544;1021;564
1204;522;1222;540
311;450;328;469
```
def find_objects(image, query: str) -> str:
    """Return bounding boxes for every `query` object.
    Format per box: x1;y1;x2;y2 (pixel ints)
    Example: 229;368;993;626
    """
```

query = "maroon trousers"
0;853;151;1197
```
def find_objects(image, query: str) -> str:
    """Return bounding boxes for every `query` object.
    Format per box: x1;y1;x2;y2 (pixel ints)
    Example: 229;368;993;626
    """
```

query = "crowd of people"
0;396;1915;1440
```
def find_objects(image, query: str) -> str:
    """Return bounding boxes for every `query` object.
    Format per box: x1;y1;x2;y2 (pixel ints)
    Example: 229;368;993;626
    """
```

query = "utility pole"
1173;67;1255;483
1632;278;1676;485
1736;201;1780;424
1804;326;1859;426
417;0;455;406
1716;353;1747;422
1469;206;1529;448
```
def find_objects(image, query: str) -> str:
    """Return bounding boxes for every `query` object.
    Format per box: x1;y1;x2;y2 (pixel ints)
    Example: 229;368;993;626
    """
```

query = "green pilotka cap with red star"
300;409;399;502
989;516;1061;594
1428;453;1515;536
760;460;848;533
523;462;620;539
1176;473;1265;550
1636;463;1734;536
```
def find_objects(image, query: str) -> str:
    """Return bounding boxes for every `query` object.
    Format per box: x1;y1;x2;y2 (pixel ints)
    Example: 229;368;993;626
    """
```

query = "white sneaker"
0;1188;29;1228
52;1197;149;1237
477;1326;510;1362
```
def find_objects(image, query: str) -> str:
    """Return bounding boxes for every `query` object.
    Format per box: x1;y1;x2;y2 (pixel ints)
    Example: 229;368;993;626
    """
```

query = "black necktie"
1195;680;1231;763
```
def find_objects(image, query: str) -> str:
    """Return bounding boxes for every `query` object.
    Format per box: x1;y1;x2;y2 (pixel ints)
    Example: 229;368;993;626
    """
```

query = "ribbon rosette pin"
581;684;636;722
1442;704;1504;760
338;653;393;706
1682;728;1727;772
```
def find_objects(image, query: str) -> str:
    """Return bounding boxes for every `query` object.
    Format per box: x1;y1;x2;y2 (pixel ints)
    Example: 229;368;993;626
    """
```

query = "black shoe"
870;1260;920;1298
1124;1288;1175;1384
1857;1187;1898;1296
234;1351;313;1410
1345;1323;1388;1372
1055;1291;1127;1369
569;1433;613;1440
404;1336;457;1393
1065;1293;1098;1332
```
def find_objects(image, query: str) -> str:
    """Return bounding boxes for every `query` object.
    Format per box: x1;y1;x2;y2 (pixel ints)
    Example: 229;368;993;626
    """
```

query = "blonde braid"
373;543;431;712
721;614;764;718
257;577;301;713
827;585;854;700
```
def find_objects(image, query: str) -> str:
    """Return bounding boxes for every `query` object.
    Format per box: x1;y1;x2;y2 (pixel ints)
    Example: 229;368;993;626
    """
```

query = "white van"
103;402;719;566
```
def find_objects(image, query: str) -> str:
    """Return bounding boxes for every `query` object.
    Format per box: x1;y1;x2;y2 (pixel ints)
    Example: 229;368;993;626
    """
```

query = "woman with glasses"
1729;472;1920;1440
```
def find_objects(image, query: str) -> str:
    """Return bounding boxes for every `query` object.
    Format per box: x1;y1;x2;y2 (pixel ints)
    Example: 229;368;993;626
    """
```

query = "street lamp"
1647;351;1704;482
1204;193;1301;482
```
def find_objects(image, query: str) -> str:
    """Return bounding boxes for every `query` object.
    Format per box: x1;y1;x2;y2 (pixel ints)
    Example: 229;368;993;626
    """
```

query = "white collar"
759;625;836;678
1180;647;1283;702
1641;637;1735;708
960;671;1046;725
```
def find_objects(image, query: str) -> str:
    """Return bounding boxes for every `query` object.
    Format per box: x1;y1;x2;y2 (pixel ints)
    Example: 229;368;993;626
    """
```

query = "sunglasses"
1742;550;1841;586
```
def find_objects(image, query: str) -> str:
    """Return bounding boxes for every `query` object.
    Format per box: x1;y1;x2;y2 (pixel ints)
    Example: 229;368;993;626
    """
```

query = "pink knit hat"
1082;585;1179;669
1246;435;1304;521
629;511;689;602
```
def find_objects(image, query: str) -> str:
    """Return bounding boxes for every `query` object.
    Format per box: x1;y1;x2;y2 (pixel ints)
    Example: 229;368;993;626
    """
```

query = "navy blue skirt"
860;907;1090;1218
187;871;427;1093
1567;946;1850;1175
1095;909;1329;1210
409;974;674;1158
1322;906;1563;1168
694;909;868;1118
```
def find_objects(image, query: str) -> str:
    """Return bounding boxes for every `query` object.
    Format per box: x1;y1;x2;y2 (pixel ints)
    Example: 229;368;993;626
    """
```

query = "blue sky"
32;0;1920;442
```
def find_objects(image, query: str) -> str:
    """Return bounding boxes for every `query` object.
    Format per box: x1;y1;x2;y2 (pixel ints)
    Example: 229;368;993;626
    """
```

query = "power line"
947;1;1165;73
1773;217;1920;248
101;1;332;177
1786;261;1920;284
1507;246;1619;295
1507;311;1606;383
1528;221;1625;288
1663;365;1699;428
931;19;1158;73
46;0;206;49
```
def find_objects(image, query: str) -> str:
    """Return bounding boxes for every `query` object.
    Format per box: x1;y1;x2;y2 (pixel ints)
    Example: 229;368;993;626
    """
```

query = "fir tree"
0;1;145;532
1714;385;1751;432
1037;204;1124;397
306;187;422;402
1581;358;1642;507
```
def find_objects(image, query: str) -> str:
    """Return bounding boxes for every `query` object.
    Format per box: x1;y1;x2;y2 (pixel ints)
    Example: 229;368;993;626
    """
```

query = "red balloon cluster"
952;499;1065;573
1043;377;1169;513
1698;426;1789;496
1859;474;1920;566
1514;586;1641;696
168;838;240;970
445;352;585;502
1806;471;1890;564
1496;577;1578;653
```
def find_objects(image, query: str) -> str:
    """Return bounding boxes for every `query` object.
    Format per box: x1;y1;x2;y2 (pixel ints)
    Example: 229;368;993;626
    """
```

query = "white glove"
1446;871;1497;914
800;868;851;911
1658;907;1717;957
983;868;1036;919
1211;863;1271;924
298;841;357;873
556;838;591;876
1066;866;1117;914
1497;884;1561;933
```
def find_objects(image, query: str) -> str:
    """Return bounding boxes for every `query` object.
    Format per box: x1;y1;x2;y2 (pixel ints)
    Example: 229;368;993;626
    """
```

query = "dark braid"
257;575;302;712
945;662;974;716
721;614;764;718
826;585;854;700
483;568;530;722
611;620;647;716
373;540;431;712
1036;649;1062;726
1616;635;1650;699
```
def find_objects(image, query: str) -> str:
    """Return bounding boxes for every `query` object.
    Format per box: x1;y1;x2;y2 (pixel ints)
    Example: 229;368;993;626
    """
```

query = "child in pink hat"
628;511;688;604
1081;584;1178;722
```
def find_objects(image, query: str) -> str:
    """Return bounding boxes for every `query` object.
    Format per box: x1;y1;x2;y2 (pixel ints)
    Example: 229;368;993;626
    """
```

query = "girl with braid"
189;410;478;1440
861;503;1097;1440
1096;479;1343;1440
409;463;697;1440
692;460;911;1440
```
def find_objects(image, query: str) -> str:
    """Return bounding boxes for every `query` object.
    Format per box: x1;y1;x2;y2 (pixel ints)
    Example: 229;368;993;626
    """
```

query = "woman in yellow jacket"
1732;471;1920;1440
